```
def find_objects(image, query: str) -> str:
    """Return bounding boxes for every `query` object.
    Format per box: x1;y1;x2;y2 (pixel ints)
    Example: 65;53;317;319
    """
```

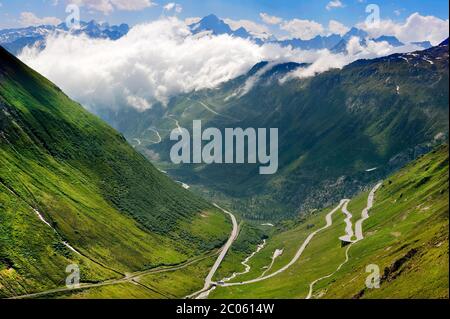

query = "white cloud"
328;20;349;35
326;0;344;11
163;2;182;14
113;0;155;11
224;18;271;39
19;12;61;26
19;18;303;111
259;15;349;39
357;12;449;45
126;95;151;110
259;13;282;25
18;17;430;112
185;17;201;25
280;19;325;40
70;0;156;14
285;38;422;81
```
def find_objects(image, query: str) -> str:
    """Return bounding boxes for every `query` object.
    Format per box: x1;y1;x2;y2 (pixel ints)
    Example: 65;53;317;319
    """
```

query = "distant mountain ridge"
0;20;129;55
0;14;439;56
189;14;254;39
188;15;434;52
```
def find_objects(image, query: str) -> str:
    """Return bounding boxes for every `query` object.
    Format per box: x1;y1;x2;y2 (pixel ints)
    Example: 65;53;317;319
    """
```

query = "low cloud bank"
358;13;449;46
19;17;427;112
285;37;424;80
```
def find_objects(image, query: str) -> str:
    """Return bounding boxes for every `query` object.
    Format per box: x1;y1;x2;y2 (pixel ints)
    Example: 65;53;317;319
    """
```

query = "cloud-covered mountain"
113;40;448;220
1;13;440;58
188;16;432;52
373;35;404;47
189;14;252;39
411;41;433;49
0;20;129;55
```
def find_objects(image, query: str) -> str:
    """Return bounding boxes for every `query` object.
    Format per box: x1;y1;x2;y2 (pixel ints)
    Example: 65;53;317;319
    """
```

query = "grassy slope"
210;145;448;298
321;145;449;299
0;46;230;297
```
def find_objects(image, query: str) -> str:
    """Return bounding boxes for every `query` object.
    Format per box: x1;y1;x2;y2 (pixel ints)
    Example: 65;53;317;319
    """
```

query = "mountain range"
189;15;432;52
0;14;435;57
106;39;449;221
0;20;129;55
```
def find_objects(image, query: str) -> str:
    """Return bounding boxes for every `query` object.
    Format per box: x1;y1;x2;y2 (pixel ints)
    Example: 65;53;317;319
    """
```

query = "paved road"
9;252;217;299
219;199;349;287
167;115;182;133
147;128;162;144
198;100;223;117
354;183;383;241
132;138;142;146
186;204;239;299
306;182;383;299
339;200;355;243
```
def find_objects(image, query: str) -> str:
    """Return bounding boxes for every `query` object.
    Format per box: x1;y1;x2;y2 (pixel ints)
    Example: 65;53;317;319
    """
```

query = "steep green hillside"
210;145;448;299
0;46;230;297
320;145;449;298
111;41;449;220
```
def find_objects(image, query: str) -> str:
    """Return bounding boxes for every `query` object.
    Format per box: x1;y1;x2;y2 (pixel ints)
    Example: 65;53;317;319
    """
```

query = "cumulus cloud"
326;0;345;11
328;20;349;36
280;19;325;40
19;18;304;111
284;37;423;81
184;17;201;25
70;0;156;14
20;12;61;26
277;18;350;39
357;12;449;45
163;2;182;14
260;13;282;25
19;17;428;112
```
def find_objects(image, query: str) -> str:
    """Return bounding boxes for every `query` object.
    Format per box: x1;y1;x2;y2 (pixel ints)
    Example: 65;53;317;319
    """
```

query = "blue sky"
0;0;448;29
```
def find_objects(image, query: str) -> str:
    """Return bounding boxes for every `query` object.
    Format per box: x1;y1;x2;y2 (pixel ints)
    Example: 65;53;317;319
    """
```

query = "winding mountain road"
306;182;383;299
186;204;239;299
9;179;383;300
218;199;349;287
339;201;355;243
212;182;382;294
9;251;218;299
354;183;383;241
132;138;142;147
167;115;182;133
147;128;162;144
